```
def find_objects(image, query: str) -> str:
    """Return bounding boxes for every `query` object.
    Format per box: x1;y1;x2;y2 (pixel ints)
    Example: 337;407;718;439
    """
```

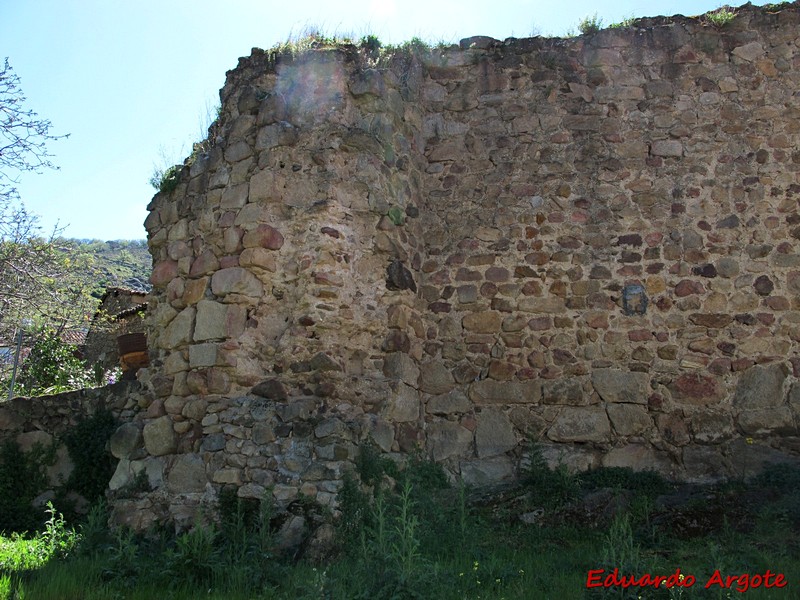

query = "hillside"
69;239;151;296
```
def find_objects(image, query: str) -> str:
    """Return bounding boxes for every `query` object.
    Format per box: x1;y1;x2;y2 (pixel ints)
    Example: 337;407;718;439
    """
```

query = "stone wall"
137;3;800;526
0;382;140;508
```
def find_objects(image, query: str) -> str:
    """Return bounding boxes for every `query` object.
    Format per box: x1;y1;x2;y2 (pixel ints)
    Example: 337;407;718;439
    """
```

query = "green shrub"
62;409;118;502
578;14;604;35
15;328;93;397
0;439;55;533
705;6;736;27
578;466;669;496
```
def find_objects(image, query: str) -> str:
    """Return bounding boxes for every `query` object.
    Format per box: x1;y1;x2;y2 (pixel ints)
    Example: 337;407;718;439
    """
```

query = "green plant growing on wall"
705;6;736;27
0;439;56;532
149;164;181;194
62;409;118;502
578;14;604;35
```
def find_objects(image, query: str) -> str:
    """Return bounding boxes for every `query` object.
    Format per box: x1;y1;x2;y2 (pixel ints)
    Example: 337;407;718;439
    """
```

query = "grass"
1;455;799;599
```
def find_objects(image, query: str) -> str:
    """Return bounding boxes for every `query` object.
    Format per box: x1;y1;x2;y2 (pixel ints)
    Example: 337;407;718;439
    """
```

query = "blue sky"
1;0;768;241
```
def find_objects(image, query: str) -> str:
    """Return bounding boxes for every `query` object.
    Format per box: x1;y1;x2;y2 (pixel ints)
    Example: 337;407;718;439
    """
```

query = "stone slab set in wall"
132;3;800;527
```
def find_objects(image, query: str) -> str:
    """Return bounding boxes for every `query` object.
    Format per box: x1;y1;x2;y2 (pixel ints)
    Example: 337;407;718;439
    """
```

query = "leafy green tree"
15;327;93;396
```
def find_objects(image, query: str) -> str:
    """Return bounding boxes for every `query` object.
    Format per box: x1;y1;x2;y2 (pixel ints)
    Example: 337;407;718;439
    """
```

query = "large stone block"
194;300;246;341
470;380;541;405
418;361;455;394
607;404;652;436
733;363;788;410
161;307;195;349
601;444;673;476
143;415;177;456
669;373;724;405
427;390;471;415
461;456;514;487
382;382;420;422
383;353;420;387
427;421;473;461
110;423;142;459
592;369;649;404
547;407;611;443
737;408;794;435
542;379;585;405
167;453;207;493
211;267;263;297
475;409;517;458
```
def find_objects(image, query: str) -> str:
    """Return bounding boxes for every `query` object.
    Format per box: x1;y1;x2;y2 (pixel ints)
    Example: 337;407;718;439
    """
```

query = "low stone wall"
0;382;141;506
130;2;800;528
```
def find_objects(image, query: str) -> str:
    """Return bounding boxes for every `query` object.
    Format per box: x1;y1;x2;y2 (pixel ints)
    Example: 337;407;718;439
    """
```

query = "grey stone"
314;418;347;438
275;515;306;551
383;353;420;387
211;268;263;297
427;390;471;415
601;444;673;476
607;404;652;436
110;423;142;459
427;421;473;461
201;433;226;452
715;257;739;278
253;424;276;445
690;412;735;444
733;363;788;409
16;430;53;452
143;415;177;456
194;300;246;341
737;408;794;435
109;459;132;491
189;343;218;368
167;454;207;493
309;352;342;372
541;379;585;405
382;382;420;422
475;409;517;458
682;446;729;483
161;307;195;349
469;380;541;404
461;456;514;487
252;379;288;400
592;369;650;404
418;361;455;394
368;418;394;452
651;140;683;157
547;407;611;443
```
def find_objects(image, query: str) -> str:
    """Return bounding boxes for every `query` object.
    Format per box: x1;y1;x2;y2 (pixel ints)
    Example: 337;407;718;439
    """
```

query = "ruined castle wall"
135;3;800;526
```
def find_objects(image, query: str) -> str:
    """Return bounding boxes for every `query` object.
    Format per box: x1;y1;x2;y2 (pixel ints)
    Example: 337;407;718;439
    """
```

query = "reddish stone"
675;280;705;296
790;357;800;377
456;268;481;281
516;367;537;380
717;342;736;356
488;360;516;380
219;255;239;269
732;358;755;371
527;351;546;369
429;270;451;285
689;313;733;328
428;302;452;314
753;275;774;296
628;329;652;342
485;266;510;282
756;313;775;325
617;265;642;276
320;226;340;238
151;260;179;286
539;366;562;379
529;317;552;331
243;224;284;250
585;313;609;329
617;233;643;247
671;373;723;405
765;296;790;310
480;282;498;297
514;266;537;278
647;394;665;411
692;264;717;278
525;252;549;265
552;349;575;365
445;253;465;265
645;232;663;247
708;359;732;375
521;281;541;296
458;238;479;251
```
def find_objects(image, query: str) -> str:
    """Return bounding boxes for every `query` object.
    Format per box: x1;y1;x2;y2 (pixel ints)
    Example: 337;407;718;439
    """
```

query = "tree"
0;58;96;390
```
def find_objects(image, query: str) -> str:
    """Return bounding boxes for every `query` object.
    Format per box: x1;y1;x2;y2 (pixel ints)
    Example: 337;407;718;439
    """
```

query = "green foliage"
578;466;669;496
763;2;791;11
578;14;604;35
705;6;736;27
14;327;93;396
387;205;405;226
149;164;181;194
62;409;118;502
609;16;636;29
0;439;55;533
359;34;382;60
522;442;579;508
